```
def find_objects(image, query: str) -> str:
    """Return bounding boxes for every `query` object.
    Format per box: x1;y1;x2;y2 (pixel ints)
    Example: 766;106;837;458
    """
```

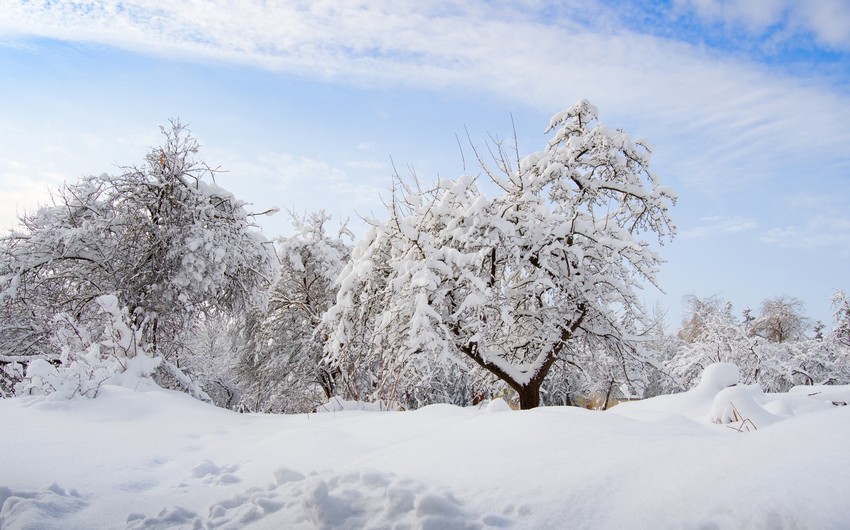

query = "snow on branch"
322;99;676;409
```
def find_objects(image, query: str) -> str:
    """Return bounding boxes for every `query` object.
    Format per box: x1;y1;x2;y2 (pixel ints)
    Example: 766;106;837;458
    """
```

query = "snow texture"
0;484;87;530
315;396;399;413
127;467;496;530
1;364;848;529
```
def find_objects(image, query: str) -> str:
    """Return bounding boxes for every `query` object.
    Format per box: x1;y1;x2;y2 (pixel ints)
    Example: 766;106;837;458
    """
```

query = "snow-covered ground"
1;364;848;529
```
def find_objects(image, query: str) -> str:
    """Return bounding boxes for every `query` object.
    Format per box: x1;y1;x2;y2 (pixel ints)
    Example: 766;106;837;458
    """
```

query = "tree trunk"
317;365;338;399
602;379;615;410
460;341;551;410
516;382;543;410
455;310;586;410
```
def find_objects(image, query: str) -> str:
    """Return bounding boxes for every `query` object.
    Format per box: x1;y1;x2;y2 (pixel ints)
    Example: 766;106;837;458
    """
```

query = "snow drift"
1;363;848;529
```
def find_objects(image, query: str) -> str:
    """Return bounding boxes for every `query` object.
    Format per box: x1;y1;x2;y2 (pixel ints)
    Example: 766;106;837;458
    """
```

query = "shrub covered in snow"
15;295;160;399
0;122;276;401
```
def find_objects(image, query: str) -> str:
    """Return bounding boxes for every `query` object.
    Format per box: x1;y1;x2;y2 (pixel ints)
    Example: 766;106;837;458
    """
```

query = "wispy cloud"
206;146;388;233
673;0;850;50
681;215;758;239
787;192;850;210
1;1;848;201
346;160;388;171
0;118;157;229
761;215;850;249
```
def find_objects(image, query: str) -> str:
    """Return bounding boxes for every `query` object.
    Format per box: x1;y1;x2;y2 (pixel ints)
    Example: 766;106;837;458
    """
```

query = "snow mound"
0;483;87;529
611;362;741;422
315;396;399;413
695;362;740;391
485;398;512;413
189;459;241;485
709;383;839;431
613;362;846;429
709;384;783;430
788;384;850;406
127;467;509;529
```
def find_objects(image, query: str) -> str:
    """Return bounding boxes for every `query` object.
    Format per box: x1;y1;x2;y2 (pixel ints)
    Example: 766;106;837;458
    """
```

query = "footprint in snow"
130;467;518;529
0;483;87;529
190;459;241;485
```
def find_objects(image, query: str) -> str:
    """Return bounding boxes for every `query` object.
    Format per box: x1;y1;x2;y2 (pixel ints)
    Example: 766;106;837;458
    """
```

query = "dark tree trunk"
454;308;587;410
317;365;338;399
460;341;554;410
450;306;587;410
516;382;543;410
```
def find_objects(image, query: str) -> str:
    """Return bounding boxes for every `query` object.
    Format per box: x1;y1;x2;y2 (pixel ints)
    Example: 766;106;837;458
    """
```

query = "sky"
0;0;848;330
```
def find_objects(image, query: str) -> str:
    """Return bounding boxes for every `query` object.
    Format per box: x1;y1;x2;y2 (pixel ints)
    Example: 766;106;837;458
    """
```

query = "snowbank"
315;396;400;413
1;364;848;529
613;362;848;432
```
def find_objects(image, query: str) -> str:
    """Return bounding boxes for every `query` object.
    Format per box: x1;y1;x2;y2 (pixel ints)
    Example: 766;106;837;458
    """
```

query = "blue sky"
1;0;849;330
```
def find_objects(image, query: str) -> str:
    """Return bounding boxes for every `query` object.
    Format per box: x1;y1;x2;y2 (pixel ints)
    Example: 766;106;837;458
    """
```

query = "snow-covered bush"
0;122;277;400
16;295;160;399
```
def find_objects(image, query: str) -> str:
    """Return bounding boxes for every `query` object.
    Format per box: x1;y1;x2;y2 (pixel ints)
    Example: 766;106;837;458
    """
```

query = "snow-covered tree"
678;295;733;344
750;296;808;343
783;290;850;387
666;294;850;392
669;296;761;389
0;122;278;397
181;315;243;409
831;290;850;347
237;210;351;413
322;100;676;409
642;332;686;397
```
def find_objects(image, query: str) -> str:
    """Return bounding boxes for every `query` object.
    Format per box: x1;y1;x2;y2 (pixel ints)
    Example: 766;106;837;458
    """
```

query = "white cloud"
0;117;164;230
801;0;850;49
681;215;758;239
0;1;848;201
346;160;387;171
761;215;850;249
673;0;850;50
205;146;388;236
675;0;786;31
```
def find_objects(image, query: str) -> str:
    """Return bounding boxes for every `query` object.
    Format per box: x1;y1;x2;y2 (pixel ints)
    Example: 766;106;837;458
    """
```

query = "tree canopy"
0;122;278;397
321;100;677;409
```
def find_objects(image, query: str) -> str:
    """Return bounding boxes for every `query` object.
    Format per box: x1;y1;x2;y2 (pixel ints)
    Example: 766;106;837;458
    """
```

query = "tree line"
1;104;847;411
